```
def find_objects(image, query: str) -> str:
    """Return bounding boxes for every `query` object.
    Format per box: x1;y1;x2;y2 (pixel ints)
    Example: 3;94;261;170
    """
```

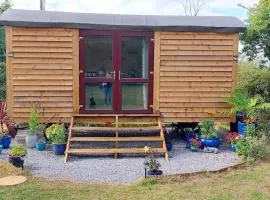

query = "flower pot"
166;142;173;152
26;134;38;148
0;145;3;154
52;144;66;155
230;144;237;152
36;142;46;151
147;169;163;176
0;135;12;149
200;137;221;148
8;156;24;169
190;146;198;152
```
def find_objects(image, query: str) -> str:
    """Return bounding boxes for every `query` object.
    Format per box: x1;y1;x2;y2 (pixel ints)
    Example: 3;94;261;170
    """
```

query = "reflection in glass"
85;36;112;77
85;83;112;110
122;83;148;110
122;37;149;78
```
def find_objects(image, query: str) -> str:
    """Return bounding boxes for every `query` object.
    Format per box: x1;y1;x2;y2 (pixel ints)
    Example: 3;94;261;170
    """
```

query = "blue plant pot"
52;144;66;155
0;145;3;154
166;142;173;152
8;156;24;169
231;144;237;152
0;135;12;149
238;122;256;137
200;137;221;148
36;142;46;151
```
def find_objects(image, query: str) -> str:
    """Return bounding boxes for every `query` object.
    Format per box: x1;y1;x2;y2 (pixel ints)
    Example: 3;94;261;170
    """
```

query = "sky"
10;0;259;21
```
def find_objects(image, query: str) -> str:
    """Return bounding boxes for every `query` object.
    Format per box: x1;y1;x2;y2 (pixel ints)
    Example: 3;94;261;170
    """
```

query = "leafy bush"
225;89;270;120
238;62;270;102
198;119;217;138
9;144;27;157
45;124;66;144
236;136;268;163
28;109;39;134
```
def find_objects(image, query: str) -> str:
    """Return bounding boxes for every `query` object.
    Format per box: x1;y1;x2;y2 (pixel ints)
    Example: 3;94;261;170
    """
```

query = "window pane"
85;83;112;110
121;37;149;78
85;36;112;77
122;83;148;110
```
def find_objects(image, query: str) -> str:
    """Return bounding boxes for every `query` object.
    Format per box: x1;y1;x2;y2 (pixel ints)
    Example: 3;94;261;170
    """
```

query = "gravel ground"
0;139;240;184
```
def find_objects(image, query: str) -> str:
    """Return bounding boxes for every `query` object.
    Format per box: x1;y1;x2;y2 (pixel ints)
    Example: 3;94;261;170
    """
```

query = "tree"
0;0;12;100
241;0;270;66
180;0;207;16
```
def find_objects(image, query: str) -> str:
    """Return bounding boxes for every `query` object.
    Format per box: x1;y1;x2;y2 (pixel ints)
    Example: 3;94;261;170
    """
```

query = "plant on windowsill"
45;124;66;155
198;119;221;148
144;146;163;176
8;144;27;169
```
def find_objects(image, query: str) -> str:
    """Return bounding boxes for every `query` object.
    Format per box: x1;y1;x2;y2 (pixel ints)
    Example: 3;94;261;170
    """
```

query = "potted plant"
144;146;163;176
36;138;46;151
45;124;66;155
225;132;240;152
198;119;221;148
26;109;40;148
189;138;201;152
8;144;27;169
0;102;16;149
225;89;270;136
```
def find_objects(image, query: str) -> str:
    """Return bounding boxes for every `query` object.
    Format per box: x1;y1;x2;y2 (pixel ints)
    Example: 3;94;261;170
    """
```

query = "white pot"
26;134;38;148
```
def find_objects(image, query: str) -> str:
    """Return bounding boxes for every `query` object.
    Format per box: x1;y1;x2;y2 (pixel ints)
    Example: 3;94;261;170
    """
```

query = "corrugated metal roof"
0;9;246;32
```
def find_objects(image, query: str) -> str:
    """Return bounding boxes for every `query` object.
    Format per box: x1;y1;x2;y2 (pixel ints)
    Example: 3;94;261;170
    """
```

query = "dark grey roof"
0;9;246;32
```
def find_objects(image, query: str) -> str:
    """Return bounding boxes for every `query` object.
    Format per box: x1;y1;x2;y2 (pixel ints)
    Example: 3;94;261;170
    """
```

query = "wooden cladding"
156;31;238;122
6;27;79;122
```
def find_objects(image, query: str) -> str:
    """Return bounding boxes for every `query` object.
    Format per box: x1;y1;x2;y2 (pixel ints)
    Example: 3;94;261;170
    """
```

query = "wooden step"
67;148;165;154
70;136;163;142
73;114;160;117
71;126;160;131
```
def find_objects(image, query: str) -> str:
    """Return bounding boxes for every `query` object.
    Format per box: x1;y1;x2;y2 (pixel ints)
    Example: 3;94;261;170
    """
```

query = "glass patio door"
79;30;153;114
118;32;154;113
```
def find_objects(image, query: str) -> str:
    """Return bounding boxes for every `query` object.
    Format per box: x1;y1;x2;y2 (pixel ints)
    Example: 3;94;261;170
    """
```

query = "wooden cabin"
0;9;246;160
0;9;245;123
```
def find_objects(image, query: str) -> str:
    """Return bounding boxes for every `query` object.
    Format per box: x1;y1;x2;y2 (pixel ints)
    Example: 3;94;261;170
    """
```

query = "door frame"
79;29;154;114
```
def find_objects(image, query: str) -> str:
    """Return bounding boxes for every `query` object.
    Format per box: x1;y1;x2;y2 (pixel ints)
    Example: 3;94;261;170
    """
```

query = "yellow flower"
144;146;150;153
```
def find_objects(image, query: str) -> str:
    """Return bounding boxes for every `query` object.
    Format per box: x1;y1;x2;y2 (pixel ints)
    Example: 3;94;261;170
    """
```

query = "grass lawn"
0;159;270;200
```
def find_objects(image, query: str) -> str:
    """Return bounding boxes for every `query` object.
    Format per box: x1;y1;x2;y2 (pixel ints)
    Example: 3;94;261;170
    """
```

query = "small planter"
237;122;256;137
26;134;38;148
0;135;12;149
8;156;24;169
166;142;173;152
190;146;198;152
0;144;3;154
52;144;66;155
36;142;46;151
200;137;221;148
230;144;237;152
147;169;163;176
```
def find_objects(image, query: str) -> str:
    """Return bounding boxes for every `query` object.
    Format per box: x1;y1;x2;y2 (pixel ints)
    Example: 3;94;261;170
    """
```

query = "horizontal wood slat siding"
158;31;237;122
10;27;79;122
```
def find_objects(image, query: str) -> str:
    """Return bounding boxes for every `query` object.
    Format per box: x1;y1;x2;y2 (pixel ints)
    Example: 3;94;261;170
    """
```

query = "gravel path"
0;140;240;184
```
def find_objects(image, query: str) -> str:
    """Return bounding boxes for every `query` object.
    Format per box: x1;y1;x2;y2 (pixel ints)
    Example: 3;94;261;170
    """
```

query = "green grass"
0;159;270;200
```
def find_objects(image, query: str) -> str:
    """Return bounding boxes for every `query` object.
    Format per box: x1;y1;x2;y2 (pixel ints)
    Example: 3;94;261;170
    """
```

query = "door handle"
118;71;125;80
110;70;116;80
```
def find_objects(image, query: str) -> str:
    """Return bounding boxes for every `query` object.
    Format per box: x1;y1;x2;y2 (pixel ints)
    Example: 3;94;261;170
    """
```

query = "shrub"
238;62;270;102
9;144;27;157
45;124;66;144
236;136;268;163
28;109;39;134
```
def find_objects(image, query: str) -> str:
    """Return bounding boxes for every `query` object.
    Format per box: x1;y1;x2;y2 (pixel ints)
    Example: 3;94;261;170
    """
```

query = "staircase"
64;114;168;162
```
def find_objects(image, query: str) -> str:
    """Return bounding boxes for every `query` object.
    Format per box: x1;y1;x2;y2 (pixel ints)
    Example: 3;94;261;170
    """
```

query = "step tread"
71;126;161;131
70;136;163;142
73;114;160;117
67;148;165;154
